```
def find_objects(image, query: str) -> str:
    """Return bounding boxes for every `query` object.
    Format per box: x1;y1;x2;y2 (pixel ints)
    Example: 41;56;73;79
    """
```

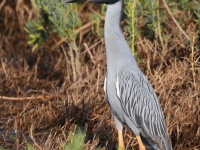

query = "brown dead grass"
0;0;200;150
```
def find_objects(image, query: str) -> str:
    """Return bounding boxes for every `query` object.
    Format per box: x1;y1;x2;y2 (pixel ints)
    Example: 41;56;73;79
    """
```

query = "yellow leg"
136;135;146;150
118;130;124;150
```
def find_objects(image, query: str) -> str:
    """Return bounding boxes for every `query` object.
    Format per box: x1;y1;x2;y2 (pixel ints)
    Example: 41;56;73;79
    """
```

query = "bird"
66;0;173;149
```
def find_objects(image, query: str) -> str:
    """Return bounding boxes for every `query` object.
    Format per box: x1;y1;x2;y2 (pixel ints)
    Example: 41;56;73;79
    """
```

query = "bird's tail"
161;136;173;150
140;135;160;150
140;134;173;150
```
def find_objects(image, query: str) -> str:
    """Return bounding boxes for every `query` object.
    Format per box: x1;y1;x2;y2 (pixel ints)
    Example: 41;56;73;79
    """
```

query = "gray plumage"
102;0;172;149
66;0;173;149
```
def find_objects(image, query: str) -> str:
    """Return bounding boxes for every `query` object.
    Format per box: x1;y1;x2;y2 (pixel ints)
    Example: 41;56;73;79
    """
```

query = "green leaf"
63;127;86;150
26;144;36;150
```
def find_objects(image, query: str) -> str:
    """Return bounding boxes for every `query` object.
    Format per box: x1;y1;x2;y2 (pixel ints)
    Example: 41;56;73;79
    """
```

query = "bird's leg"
136;135;146;150
118;129;124;150
113;116;124;150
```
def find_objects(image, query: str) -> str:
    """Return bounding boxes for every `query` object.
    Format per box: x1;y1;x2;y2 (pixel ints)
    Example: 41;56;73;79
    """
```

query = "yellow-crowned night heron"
66;0;172;149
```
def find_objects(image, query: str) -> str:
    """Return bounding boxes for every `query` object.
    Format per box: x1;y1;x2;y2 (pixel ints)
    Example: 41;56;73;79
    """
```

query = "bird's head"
65;0;119;4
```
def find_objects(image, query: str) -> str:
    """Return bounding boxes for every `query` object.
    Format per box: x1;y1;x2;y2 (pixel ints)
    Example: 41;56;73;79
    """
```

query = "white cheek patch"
116;75;120;99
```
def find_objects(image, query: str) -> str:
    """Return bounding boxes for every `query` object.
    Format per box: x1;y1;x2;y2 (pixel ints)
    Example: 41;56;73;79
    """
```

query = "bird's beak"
65;0;78;3
87;0;118;4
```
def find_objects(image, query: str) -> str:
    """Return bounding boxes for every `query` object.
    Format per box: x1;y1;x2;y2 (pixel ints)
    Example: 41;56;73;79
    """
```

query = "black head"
65;0;119;4
89;0;119;4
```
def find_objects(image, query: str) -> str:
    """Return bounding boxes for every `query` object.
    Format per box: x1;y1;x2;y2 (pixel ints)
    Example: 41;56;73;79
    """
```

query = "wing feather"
116;71;167;139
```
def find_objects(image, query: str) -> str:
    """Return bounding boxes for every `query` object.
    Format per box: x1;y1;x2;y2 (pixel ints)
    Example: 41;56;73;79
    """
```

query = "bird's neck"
104;1;134;72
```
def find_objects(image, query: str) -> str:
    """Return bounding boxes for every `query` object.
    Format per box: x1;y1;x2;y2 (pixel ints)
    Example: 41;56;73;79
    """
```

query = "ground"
0;0;200;149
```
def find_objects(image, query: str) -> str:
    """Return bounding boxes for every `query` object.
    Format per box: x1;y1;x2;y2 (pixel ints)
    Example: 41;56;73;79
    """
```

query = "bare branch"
0;95;54;101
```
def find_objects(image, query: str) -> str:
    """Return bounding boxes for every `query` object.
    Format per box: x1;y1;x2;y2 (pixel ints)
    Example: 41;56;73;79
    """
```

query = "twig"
84;43;94;60
96;64;100;92
75;22;92;33
0;0;6;11
51;37;67;50
29;125;42;150
1;58;7;78
161;0;190;41
51;22;91;50
69;43;77;82
0;95;54;101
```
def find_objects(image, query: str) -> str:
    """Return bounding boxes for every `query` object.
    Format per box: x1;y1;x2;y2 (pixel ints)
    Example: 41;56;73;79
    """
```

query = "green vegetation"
195;5;200;35
25;0;200;56
25;0;81;51
26;144;36;150
1;0;200;149
64;127;86;150
0;146;9;150
124;0;137;55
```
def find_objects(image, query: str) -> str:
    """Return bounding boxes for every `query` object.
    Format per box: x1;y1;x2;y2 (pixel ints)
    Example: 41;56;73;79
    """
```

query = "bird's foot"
118;130;124;150
136;135;146;150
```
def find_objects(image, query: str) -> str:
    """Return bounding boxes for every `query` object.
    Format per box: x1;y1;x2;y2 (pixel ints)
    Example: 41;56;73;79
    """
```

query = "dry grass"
0;0;200;150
